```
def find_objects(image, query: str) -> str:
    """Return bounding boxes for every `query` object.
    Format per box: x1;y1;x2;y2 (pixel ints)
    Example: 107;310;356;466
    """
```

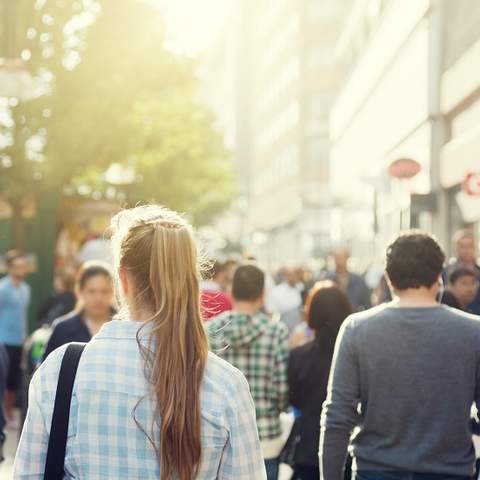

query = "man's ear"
259;289;265;307
119;267;129;295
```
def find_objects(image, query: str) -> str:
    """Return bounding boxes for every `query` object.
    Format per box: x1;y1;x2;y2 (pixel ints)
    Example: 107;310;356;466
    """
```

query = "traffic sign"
463;172;480;196
388;158;421;179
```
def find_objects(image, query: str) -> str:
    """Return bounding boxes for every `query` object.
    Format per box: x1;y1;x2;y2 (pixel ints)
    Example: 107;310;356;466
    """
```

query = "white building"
201;0;351;268
329;0;480;262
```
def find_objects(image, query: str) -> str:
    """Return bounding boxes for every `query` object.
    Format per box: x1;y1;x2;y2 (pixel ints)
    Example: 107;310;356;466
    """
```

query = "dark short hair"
5;250;25;267
77;261;113;290
386;232;445;290
232;265;264;301
307;281;352;336
449;267;477;285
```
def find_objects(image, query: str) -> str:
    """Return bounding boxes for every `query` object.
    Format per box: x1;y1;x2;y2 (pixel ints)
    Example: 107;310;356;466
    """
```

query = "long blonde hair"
110;205;208;480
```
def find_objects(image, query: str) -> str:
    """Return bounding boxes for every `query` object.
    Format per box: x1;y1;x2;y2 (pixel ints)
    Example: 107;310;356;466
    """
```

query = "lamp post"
0;0;39;101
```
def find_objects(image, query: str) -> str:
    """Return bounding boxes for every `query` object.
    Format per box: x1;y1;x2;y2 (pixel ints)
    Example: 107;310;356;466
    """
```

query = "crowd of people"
0;205;480;479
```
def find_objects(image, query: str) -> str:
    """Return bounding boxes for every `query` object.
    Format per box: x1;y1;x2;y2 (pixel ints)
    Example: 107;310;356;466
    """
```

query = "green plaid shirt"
208;311;289;440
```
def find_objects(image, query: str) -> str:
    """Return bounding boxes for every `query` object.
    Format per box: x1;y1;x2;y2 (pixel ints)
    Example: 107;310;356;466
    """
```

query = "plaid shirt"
14;320;266;479
208;311;289;441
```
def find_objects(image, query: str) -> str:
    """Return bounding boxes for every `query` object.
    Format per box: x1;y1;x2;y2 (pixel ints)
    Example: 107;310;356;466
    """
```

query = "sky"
154;0;235;56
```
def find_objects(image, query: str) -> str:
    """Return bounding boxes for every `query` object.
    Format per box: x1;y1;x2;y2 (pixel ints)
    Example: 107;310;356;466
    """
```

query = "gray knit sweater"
320;304;480;480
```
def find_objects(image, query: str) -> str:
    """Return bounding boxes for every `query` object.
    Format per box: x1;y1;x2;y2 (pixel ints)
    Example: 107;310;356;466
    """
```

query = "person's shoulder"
349;272;368;284
204;351;250;397
290;339;315;361
251;311;288;339
346;303;389;325
207;311;233;347
0;276;10;290
270;282;284;293
51;311;82;332
33;343;70;396
207;311;232;330
338;304;392;338
439;304;480;326
266;316;289;338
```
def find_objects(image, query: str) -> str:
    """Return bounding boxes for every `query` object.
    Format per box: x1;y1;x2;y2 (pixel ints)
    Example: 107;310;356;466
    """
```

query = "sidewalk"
0;421;18;479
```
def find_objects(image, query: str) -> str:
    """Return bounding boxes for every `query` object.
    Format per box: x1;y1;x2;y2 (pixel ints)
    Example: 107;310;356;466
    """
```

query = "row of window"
256;56;300;121
256;100;300;153
252;144;300;196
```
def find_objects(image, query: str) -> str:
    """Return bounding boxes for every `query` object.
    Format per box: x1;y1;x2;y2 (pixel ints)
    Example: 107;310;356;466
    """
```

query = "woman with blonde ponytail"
15;205;266;479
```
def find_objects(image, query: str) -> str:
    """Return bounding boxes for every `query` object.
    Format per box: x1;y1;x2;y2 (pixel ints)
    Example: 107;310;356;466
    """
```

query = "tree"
0;0;234;248
0;0;101;248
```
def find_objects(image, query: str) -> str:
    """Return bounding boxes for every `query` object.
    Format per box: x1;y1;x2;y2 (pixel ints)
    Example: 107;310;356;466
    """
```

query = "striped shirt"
14;320;266;479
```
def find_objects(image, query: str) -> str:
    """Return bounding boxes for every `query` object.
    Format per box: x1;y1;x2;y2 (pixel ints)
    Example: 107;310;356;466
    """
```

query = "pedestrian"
201;260;233;320
223;258;239;292
287;281;352;480
445;230;480;314
42;261;114;360
442;267;479;312
0;343;8;462
0;250;31;422
320;232;480;480
326;247;371;311
209;264;289;480
266;267;303;334
267;267;302;315
37;269;76;325
15;205;265;479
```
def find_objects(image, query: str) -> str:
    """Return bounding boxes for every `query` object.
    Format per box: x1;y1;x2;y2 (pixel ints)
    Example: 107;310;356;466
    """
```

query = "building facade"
201;0;351;267
244;0;350;268
329;0;480;262
440;0;480;244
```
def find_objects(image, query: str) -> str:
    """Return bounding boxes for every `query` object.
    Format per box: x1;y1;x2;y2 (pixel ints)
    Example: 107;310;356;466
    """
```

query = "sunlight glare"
154;0;235;56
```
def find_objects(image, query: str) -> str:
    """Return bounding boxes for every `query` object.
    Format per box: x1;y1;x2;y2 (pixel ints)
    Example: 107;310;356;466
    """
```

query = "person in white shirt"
266;268;302;334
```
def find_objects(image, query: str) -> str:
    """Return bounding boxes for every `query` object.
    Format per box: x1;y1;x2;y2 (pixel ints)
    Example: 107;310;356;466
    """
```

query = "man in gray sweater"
320;232;480;480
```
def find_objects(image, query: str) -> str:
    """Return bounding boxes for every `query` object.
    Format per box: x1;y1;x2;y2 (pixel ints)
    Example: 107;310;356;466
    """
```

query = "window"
306;137;329;168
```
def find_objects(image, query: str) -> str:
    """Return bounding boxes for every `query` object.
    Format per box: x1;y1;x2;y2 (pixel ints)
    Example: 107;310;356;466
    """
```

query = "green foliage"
0;0;234;235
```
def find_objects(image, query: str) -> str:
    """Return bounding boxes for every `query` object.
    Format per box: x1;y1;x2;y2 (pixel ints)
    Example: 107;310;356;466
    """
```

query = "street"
1;422;17;479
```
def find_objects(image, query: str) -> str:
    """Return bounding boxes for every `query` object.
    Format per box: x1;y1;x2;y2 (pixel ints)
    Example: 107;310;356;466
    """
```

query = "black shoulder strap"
44;342;86;480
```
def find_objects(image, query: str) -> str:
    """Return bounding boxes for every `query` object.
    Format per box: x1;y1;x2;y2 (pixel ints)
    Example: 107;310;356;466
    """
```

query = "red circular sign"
388;158;421;179
464;172;480;196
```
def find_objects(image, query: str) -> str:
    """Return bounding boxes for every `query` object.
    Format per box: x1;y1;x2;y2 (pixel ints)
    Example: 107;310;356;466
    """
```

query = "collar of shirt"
95;319;152;342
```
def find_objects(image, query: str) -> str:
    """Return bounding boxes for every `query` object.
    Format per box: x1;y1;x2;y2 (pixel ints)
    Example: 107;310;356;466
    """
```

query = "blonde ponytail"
111;206;208;480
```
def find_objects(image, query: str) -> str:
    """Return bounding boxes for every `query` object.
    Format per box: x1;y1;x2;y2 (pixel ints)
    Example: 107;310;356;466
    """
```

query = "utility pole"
429;0;449;248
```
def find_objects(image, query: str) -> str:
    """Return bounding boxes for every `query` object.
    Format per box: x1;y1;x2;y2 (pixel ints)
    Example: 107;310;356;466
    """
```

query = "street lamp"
0;0;40;101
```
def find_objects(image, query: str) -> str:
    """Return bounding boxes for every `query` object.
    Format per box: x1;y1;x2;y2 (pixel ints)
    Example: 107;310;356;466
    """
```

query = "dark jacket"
441;290;463;310
288;335;335;467
444;261;480;314
42;312;91;360
37;291;76;325
326;272;371;312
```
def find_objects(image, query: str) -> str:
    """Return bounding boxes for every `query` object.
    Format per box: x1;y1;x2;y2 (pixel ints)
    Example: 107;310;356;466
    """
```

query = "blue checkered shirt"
14;320;266;479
